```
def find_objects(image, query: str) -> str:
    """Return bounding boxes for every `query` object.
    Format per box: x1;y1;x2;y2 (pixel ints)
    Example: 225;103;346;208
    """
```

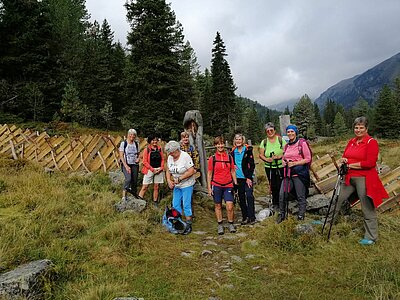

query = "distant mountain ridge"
314;52;400;109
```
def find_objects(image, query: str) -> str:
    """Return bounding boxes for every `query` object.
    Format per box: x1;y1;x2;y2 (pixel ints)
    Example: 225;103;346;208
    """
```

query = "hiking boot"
152;201;159;208
249;219;256;225
359;238;375;245
228;223;236;233
217;224;224;235
276;213;285;224
183;222;192;235
241;218;249;225
297;215;305;221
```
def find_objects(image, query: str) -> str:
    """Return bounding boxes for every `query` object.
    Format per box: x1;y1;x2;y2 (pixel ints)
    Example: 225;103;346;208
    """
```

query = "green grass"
0;138;400;299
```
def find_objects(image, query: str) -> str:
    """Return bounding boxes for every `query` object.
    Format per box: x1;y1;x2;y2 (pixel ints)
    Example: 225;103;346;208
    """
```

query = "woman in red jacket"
328;117;388;245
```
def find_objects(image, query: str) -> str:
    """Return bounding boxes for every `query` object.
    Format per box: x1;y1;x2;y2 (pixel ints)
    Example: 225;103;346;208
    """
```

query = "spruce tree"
292;94;315;139
333;112;347;137
125;0;193;138
0;0;56;120
313;103;323;136
375;84;396;137
393;77;400;131
209;32;236;136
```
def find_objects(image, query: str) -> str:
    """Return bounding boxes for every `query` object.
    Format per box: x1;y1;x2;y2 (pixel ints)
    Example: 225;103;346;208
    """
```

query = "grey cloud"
86;0;400;106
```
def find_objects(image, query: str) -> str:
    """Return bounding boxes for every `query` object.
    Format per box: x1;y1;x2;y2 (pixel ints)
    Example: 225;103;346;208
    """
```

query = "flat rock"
235;232;248;238
256;208;274;221
115;196;146;213
201;250;213;257
306;194;330;211
109;171;125;186
0;259;53;299
245;254;255;259
204;241;218;246
295;224;315;235
181;251;196;258
220;234;239;240
255;196;272;204
254;204;264;213
192;231;207;235
231;255;243;263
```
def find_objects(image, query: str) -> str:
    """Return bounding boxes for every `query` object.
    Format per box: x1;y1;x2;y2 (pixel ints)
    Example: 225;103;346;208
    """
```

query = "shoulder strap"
123;140;128;163
298;138;304;157
278;136;283;149
211;155;216;183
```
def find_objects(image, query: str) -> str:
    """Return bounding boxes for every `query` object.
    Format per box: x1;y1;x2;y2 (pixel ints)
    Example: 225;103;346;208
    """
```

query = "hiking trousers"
236;178;255;221
122;164;139;195
279;176;307;217
265;167;284;208
327;177;378;241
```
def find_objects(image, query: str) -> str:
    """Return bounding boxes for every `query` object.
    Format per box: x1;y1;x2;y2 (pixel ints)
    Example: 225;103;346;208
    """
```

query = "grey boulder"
115;196;146;213
0;259;53;300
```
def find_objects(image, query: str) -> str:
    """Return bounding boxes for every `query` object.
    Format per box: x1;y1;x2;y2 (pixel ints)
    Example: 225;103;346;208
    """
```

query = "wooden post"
97;151;107;172
9;140;18;160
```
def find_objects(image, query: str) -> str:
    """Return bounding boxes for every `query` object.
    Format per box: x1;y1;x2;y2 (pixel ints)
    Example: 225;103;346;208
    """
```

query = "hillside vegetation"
0;139;399;299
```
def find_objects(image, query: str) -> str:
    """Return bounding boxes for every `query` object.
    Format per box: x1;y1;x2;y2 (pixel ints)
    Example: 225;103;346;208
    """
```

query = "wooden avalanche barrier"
310;152;400;212
0;124;146;173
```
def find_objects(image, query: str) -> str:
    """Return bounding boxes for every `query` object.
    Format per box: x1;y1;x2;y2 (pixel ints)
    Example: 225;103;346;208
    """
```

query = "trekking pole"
285;161;291;220
321;164;348;241
268;152;274;205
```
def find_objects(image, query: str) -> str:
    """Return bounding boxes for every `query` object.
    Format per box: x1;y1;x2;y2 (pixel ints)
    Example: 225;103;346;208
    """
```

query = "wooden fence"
0;124;146;172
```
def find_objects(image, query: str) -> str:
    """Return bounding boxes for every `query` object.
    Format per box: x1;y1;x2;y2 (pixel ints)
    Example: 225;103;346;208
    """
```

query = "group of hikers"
120;116;388;245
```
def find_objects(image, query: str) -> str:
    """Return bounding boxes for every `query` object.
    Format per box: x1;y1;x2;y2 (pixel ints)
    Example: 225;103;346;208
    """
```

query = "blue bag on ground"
162;207;187;234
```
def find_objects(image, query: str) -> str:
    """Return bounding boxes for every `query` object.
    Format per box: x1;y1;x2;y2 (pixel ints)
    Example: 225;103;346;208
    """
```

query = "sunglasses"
266;128;275;133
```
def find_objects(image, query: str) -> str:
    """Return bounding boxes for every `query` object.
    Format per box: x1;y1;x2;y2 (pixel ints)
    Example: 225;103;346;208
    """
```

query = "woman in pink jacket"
276;125;312;223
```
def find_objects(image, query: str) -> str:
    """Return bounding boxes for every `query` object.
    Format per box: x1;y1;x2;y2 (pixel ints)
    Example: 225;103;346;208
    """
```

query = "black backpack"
149;146;162;168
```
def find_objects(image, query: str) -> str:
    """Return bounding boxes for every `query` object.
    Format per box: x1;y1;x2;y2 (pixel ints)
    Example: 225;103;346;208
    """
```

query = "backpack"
148;146;162;168
162;207;187;234
211;153;234;186
120;140;139;165
284;138;312;167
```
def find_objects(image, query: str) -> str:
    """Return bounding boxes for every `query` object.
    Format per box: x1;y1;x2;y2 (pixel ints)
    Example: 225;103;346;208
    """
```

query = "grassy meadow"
0;138;400;299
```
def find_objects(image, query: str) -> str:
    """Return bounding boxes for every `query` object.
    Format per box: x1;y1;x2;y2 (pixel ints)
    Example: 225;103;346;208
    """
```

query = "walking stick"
322;163;348;241
268;152;274;204
285;162;292;220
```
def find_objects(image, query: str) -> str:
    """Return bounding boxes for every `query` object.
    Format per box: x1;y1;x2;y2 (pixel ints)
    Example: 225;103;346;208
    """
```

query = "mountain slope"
315;52;400;108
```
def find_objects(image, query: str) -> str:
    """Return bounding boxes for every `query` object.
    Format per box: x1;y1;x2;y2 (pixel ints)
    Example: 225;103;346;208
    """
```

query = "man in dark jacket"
231;134;256;224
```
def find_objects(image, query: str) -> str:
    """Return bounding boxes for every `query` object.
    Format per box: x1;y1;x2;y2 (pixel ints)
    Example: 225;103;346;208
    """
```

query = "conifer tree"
0;0;56;120
125;0;193;138
375;84;396;137
393;77;400;130
292;94;315;139
313;103;323;136
333;111;347;136
209;32;236;136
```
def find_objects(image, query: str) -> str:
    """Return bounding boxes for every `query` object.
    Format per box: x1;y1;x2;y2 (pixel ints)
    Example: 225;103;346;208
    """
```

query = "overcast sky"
86;0;400;106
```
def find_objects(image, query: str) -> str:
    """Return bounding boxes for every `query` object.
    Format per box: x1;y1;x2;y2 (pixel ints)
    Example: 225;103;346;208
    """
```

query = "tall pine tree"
375;84;396;137
208;32;236;136
292;94;315;139
124;0;193;138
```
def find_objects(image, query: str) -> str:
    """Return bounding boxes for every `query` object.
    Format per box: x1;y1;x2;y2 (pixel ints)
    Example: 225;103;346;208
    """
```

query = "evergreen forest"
0;0;399;141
